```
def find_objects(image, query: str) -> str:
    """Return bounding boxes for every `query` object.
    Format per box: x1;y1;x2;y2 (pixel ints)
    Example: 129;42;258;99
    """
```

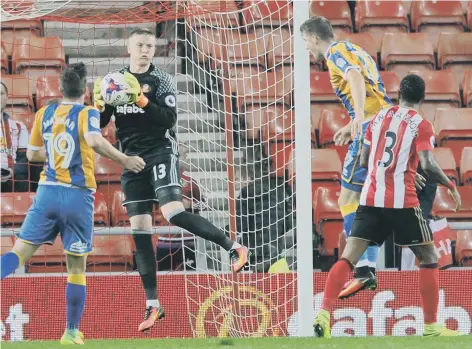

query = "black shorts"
350;205;433;246
121;153;182;207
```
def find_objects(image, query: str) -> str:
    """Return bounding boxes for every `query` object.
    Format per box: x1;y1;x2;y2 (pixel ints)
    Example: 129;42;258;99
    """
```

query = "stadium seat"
337;32;379;64
230;71;292;108
461;70;472;107
267;141;294;178
408;70;461;118
437;33;472;86
87;234;134;272
101;119;117;145
433;148;458;184
410;0;466;45
432;186;472;221
8;112;34;131
356;0;409;49
188;0;239;28
310;71;341;129
317;108;350;161
2;74;34;112
381;33;435;78
460;147;472;186
192;28;224;65
455;230;472;267
221;31;269;69
1;19;42;55
1;236;14;255
26;237;66;273
12;36;66;93
379;71;401;103
260;107;294;142
433;108;472;164
111;190;129;227
242;0;293;28
35;75;61;108
0;192;35;227
310;1;353;35
311;149;342;182
243;105;266;140
1;42;8;74
94;154;123;183
313;186;343;256
94;192;109;226
265;27;292;69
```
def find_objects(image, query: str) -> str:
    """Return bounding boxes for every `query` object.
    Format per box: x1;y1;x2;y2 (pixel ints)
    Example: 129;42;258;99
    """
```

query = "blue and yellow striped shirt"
28;103;102;190
325;41;393;119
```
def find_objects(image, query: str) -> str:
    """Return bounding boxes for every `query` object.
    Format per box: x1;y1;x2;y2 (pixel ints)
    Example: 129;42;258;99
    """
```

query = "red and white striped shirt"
360;105;435;208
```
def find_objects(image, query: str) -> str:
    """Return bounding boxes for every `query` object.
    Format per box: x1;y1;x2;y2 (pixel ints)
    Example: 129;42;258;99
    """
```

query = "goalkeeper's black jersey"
99;64;178;167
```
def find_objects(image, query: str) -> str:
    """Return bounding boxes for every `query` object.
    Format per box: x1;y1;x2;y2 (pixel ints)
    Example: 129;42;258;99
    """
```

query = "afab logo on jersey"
115;104;145;114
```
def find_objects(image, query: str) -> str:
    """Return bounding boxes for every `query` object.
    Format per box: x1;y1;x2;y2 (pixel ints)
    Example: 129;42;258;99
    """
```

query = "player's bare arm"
418;149;461;210
346;69;366;138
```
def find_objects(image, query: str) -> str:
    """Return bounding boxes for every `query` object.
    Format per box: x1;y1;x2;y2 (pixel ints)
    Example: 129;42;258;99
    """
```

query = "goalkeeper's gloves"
124;71;149;108
93;77;105;112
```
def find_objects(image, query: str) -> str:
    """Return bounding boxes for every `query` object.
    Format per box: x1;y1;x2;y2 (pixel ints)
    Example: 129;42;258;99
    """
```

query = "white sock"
231;242;241;250
146;299;160;308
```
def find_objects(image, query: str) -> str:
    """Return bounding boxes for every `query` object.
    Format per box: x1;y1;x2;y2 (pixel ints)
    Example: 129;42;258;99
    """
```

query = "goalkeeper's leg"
156;186;249;273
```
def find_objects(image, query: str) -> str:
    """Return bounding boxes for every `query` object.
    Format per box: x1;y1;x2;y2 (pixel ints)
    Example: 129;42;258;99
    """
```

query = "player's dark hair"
60;62;87;99
300;16;334;41
399;74;426;104
128;28;155;39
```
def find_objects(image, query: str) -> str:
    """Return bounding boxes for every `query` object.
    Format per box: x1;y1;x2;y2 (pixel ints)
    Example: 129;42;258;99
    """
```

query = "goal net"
1;0;299;340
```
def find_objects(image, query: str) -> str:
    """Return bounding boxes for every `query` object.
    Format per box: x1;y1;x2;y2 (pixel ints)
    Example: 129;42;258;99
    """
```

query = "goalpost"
1;0;314;339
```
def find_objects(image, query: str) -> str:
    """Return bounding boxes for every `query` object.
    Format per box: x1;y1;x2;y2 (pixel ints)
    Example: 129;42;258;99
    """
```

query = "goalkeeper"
94;28;249;333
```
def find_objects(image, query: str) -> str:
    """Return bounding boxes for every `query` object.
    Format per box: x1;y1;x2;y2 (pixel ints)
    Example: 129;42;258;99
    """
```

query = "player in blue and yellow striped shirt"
301;16;394;301
0;63;144;345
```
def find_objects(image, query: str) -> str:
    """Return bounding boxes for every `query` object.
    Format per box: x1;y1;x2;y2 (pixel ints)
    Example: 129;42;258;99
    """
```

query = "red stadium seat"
260;107;294;142
94;154;123;183
187;0;239;28
242;0;293;27
381;33;435;78
87;234;134;272
433;148;458;184
0;192;35;227
379;71;401;103
101;119;117;145
411;0;466;46
192;28;224;65
244;105;266;140
437;33;472;86
313;186;343;256
230;70;292;108
356;0;409;49
1;236;14;255
460;147;472;186
433;108;472;164
26;237;66;273
317;108;350;161
8;112;34;131
267;141;294;177
265;28;292;69
461;70;472;107
12;36;66;93
337;32;380;64
311;149;342;182
93;192;109;226
2;75;34;112
432;186;472;221
455;230;472;267
310;71;341;129
111;190;129;227
1;42;8;74
1;19;42;55
35;76;93;108
217;31;268;69
408;70;461;118
310;1;353;35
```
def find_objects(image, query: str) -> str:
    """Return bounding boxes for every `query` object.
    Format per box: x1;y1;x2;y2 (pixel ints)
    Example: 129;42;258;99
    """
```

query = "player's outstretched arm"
85;134;145;173
124;71;177;129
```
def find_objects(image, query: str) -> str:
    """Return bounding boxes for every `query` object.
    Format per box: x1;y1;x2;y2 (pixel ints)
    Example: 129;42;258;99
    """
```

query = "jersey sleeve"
326;43;362;79
155;69;177;112
416;119;435;153
17;121;29;149
81;107;102;137
28;109;45;150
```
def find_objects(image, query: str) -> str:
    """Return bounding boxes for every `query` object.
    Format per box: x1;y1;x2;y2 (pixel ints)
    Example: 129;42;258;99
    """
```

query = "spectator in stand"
0;80;29;192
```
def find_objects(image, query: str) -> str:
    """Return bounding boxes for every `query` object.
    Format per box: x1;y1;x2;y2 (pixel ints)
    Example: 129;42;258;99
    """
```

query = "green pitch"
2;336;470;349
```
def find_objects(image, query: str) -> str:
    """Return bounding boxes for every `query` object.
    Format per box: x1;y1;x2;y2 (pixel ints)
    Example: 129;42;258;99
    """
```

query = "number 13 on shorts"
153;163;166;180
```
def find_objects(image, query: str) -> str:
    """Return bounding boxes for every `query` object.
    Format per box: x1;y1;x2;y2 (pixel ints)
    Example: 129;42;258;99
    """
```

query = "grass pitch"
2;336;470;349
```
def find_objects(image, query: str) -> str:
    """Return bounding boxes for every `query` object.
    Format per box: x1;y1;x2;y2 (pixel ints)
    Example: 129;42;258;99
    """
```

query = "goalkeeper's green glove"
93;77;105;112
124;71;149;108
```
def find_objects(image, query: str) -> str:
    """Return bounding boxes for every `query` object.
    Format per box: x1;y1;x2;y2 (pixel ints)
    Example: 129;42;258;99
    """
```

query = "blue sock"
1;252;21;280
357;246;378;269
66;274;86;331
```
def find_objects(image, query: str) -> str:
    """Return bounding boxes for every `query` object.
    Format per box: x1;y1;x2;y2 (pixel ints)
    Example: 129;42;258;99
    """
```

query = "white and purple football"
100;72;130;107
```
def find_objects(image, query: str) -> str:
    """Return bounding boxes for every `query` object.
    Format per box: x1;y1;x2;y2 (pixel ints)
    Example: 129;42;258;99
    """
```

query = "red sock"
419;265;439;324
321;258;353;312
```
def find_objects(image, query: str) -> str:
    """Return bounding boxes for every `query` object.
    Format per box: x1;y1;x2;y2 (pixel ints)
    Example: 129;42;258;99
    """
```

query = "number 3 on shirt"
153;164;166;180
43;132;76;169
382;131;397;167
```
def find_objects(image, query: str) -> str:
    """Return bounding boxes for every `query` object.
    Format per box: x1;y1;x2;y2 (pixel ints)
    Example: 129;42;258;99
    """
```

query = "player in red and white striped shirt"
314;74;463;338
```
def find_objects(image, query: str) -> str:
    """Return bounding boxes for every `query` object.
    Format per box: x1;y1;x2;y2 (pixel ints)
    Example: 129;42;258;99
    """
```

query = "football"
100;72;131;107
